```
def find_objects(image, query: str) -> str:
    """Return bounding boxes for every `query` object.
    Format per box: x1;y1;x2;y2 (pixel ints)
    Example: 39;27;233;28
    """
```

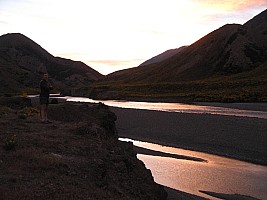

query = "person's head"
43;73;48;81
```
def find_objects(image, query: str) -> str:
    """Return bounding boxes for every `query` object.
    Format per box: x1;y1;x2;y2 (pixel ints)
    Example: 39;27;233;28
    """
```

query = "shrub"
3;135;17;151
18;107;39;119
20;91;28;97
18;113;28;119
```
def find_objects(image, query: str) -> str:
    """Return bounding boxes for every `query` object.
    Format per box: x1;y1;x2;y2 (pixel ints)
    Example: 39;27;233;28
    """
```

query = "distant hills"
89;9;267;102
0;33;103;96
103;9;267;83
1;9;267;102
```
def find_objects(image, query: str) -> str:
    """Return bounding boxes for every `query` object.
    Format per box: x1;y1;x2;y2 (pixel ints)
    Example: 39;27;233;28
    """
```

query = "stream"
119;138;267;199
31;95;267;199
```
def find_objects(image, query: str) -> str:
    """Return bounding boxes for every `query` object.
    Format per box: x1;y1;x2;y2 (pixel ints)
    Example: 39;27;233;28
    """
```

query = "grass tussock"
3;135;17;151
82;74;267;102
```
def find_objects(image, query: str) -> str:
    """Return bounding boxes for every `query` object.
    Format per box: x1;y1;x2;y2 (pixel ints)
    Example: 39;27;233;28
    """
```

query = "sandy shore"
110;106;267;166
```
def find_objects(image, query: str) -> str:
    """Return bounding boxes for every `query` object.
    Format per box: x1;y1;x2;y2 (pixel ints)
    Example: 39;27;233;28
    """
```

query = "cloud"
0;20;7;24
193;0;267;11
189;0;267;27
88;59;144;67
84;59;145;75
139;30;170;36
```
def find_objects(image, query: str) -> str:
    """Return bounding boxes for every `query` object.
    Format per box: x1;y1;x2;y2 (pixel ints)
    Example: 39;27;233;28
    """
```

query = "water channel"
120;138;267;200
51;96;267;199
63;96;267;119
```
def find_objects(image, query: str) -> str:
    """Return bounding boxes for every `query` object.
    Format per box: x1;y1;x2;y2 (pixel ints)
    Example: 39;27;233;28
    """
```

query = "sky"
0;1;267;75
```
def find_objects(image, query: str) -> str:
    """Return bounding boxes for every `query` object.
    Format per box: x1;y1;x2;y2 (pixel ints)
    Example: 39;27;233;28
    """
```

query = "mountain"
90;9;267;102
139;46;187;66
104;9;267;83
0;33;103;96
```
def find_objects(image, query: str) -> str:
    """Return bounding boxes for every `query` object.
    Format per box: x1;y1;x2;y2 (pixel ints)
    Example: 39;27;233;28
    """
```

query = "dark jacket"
40;79;53;99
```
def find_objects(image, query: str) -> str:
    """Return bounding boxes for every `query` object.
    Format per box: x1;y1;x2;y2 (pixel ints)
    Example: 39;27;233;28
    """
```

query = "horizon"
0;1;267;75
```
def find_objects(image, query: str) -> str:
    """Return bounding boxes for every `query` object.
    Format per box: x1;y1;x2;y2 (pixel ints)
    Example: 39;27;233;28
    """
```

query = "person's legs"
40;97;49;122
40;104;46;122
44;104;48;121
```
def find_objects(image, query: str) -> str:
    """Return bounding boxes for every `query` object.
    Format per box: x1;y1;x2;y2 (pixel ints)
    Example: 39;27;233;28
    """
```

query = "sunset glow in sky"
0;0;267;74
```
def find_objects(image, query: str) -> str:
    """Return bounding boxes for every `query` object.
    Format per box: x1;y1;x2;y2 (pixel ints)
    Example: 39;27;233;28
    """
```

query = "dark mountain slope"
89;9;267;102
139;46;187;67
0;33;103;96
102;9;267;84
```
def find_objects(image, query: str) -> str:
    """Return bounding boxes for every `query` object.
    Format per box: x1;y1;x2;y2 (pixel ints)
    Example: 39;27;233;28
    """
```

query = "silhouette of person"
39;72;53;123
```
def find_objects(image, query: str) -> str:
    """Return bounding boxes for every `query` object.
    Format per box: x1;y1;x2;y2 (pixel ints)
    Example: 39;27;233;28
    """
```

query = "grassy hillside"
0;54;40;96
84;61;267;102
86;9;267;102
0;33;103;96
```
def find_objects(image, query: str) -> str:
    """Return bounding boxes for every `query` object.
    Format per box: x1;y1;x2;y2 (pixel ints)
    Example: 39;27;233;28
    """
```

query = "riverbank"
0;99;167;200
111;106;267;166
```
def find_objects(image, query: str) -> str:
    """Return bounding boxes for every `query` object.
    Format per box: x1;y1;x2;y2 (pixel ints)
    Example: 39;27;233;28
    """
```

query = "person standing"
39;72;53;123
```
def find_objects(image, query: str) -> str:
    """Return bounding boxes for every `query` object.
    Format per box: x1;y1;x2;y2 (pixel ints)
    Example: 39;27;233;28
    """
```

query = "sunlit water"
120;138;267;200
29;95;267;198
58;96;267;198
61;96;267;119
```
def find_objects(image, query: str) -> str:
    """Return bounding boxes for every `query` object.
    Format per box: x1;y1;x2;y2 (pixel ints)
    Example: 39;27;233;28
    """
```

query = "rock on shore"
0;98;167;200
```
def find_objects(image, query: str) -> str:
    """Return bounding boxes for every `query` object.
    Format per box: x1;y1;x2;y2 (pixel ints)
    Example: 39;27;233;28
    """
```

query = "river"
62;96;267;119
45;96;267;199
120;138;267;200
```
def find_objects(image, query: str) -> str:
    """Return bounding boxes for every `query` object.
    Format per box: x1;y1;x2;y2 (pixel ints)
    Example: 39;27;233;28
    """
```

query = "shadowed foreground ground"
0;99;168;200
1;97;265;199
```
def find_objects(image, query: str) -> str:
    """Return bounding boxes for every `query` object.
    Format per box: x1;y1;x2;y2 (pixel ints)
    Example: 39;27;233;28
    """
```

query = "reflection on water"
120;138;267;200
32;95;267;198
63;96;267;119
